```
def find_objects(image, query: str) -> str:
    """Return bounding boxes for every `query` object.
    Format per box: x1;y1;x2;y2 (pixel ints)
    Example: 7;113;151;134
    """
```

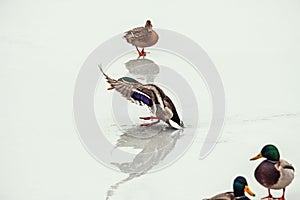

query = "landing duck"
123;20;159;58
203;176;255;200
99;66;183;129
250;144;295;200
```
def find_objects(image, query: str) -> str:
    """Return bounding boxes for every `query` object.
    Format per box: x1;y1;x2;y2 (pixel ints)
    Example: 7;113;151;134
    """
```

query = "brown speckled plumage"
203;191;251;200
123;20;159;48
99;66;183;129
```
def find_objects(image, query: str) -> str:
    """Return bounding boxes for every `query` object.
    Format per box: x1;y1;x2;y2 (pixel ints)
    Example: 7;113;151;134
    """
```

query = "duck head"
168;119;184;130
167;107;184;129
145;20;153;30
233;176;255;197
250;144;280;161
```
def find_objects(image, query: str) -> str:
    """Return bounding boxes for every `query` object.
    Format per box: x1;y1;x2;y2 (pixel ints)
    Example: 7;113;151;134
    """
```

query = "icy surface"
1;1;300;200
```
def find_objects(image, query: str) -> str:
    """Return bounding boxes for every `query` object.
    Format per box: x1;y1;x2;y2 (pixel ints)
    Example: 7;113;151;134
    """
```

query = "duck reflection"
125;58;159;83
105;126;183;200
112;126;182;173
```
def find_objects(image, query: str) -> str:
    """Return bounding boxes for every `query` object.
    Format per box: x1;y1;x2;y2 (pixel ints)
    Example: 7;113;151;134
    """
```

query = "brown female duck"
123;20;159;58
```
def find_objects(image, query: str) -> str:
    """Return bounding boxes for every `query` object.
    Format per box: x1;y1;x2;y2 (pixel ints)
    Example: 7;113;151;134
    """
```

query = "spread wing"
99;65;154;108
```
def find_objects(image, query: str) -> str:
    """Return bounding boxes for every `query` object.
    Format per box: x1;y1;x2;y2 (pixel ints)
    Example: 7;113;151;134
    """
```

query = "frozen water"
1;1;300;200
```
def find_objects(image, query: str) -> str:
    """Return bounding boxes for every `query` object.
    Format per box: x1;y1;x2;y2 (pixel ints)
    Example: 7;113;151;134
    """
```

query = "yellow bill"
250;152;263;161
244;185;255;196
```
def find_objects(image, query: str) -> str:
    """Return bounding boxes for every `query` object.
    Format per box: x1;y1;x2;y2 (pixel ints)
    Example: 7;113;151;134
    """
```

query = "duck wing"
203;192;234;200
99;66;155;108
279;159;295;171
123;27;151;44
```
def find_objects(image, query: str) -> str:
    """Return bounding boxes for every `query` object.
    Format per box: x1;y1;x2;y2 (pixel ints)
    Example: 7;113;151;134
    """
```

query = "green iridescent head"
250;144;280;161
233;176;255;197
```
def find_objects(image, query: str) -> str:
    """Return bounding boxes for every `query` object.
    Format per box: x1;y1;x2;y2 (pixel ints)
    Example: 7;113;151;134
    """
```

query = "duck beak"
250;152;263;161
244;185;255;197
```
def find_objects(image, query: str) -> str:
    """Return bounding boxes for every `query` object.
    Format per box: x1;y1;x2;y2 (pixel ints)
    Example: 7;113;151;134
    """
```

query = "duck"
123;20;159;58
250;144;295;200
203;176;255;200
99;66;183;129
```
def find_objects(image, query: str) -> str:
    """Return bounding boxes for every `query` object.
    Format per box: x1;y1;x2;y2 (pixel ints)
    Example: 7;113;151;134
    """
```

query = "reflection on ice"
105;57;195;199
122;124;168;139
105;126;183;200
113;127;182;173
125;58;159;83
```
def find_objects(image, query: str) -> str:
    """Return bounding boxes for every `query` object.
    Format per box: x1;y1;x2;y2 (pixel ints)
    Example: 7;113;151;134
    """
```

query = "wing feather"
99;65;154;109
123;27;151;44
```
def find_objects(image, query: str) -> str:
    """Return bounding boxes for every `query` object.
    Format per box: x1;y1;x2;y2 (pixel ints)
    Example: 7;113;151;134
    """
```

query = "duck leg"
141;48;146;57
140;120;160;127
261;188;273;200
139;116;159;120
275;188;285;200
135;46;146;58
139;116;160;127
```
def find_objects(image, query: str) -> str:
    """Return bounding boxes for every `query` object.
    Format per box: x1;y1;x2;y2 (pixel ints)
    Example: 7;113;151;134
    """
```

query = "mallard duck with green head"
99;66;183;129
203;176;255;200
250;144;295;200
123;20;159;58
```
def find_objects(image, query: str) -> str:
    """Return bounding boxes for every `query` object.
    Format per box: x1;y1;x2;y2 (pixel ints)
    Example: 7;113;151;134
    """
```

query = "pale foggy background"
1;0;299;200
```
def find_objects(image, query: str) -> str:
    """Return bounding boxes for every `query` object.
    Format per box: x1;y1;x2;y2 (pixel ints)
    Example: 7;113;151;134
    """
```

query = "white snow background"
0;0;299;200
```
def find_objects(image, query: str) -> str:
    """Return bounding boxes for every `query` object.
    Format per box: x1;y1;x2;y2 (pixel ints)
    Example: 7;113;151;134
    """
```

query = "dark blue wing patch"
131;92;152;107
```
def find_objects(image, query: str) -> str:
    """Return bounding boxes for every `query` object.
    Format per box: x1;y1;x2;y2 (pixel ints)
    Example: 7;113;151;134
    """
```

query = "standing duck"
250;144;295;200
99;66;183;129
123;20;159;58
203;176;255;200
